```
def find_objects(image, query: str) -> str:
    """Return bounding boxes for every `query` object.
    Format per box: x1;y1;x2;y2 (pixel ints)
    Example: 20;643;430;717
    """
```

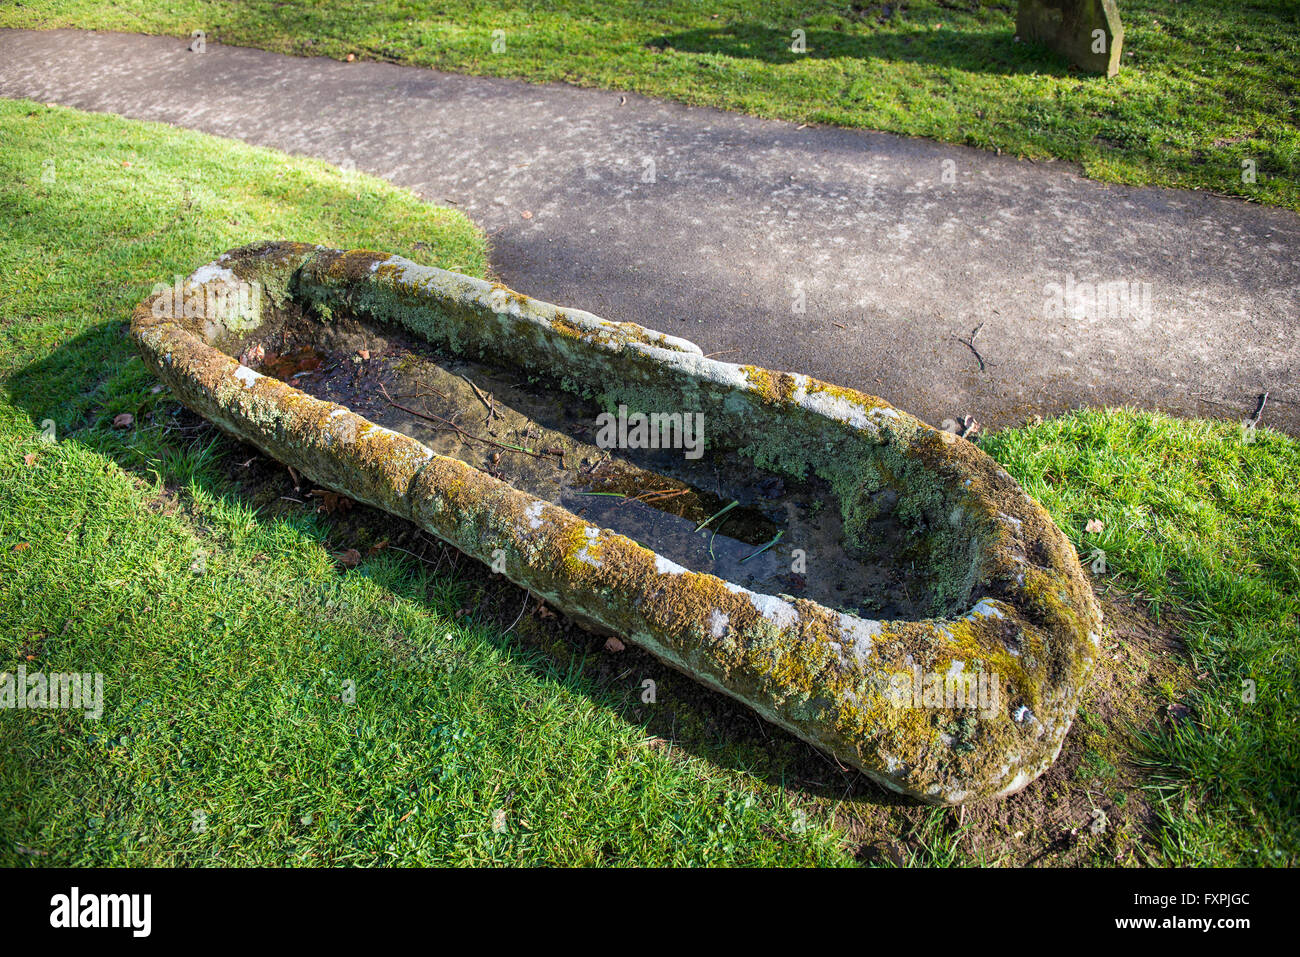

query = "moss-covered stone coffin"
131;241;1102;804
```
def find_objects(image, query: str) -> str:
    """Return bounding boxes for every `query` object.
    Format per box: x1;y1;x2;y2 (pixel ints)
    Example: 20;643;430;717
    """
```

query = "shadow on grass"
647;24;1069;76
5;324;914;816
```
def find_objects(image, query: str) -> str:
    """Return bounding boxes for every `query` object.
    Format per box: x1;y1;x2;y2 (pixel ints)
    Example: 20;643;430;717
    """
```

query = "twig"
380;384;542;458
503;590;530;634
387;544;438;566
460;374;493;414
950;323;992;372
623;488;689;506
393;381;449;401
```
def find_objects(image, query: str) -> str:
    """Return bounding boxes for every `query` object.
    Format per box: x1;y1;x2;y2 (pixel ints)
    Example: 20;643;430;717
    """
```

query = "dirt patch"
942;588;1194;866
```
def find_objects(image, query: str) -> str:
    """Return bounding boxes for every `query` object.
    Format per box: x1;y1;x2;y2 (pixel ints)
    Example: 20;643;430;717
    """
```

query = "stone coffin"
131;242;1102;804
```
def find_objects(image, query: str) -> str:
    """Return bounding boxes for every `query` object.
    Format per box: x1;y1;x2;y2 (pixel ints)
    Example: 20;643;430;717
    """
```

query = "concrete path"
3;29;1297;433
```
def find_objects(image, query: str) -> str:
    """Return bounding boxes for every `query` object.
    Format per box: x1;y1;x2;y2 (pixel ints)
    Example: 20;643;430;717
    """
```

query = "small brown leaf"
23;453;37;467
112;413;134;429
309;490;353;515
261;346;321;380
603;636;625;653
520;210;533;219
366;539;390;557
12;542;32;552
335;548;362;568
1084;519;1104;534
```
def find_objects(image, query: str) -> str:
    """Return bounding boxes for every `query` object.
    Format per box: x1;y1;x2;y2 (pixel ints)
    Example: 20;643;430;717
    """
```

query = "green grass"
982;413;1300;865
0;100;850;866
3;1;1297;209
1;99;1296;866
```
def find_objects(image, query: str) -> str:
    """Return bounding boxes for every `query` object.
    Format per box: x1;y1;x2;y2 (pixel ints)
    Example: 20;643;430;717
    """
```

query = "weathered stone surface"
131;242;1103;804
1017;0;1124;76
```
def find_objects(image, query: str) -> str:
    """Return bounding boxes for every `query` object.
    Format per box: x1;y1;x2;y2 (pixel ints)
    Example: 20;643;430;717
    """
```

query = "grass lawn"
2;1;1297;210
1;100;1296;866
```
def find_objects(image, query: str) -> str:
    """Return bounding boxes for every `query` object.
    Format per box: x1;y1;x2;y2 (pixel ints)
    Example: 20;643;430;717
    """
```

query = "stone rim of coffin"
131;241;1103;804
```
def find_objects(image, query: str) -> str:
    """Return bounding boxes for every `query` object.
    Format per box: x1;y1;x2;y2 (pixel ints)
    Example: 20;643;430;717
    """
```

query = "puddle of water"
246;309;930;620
